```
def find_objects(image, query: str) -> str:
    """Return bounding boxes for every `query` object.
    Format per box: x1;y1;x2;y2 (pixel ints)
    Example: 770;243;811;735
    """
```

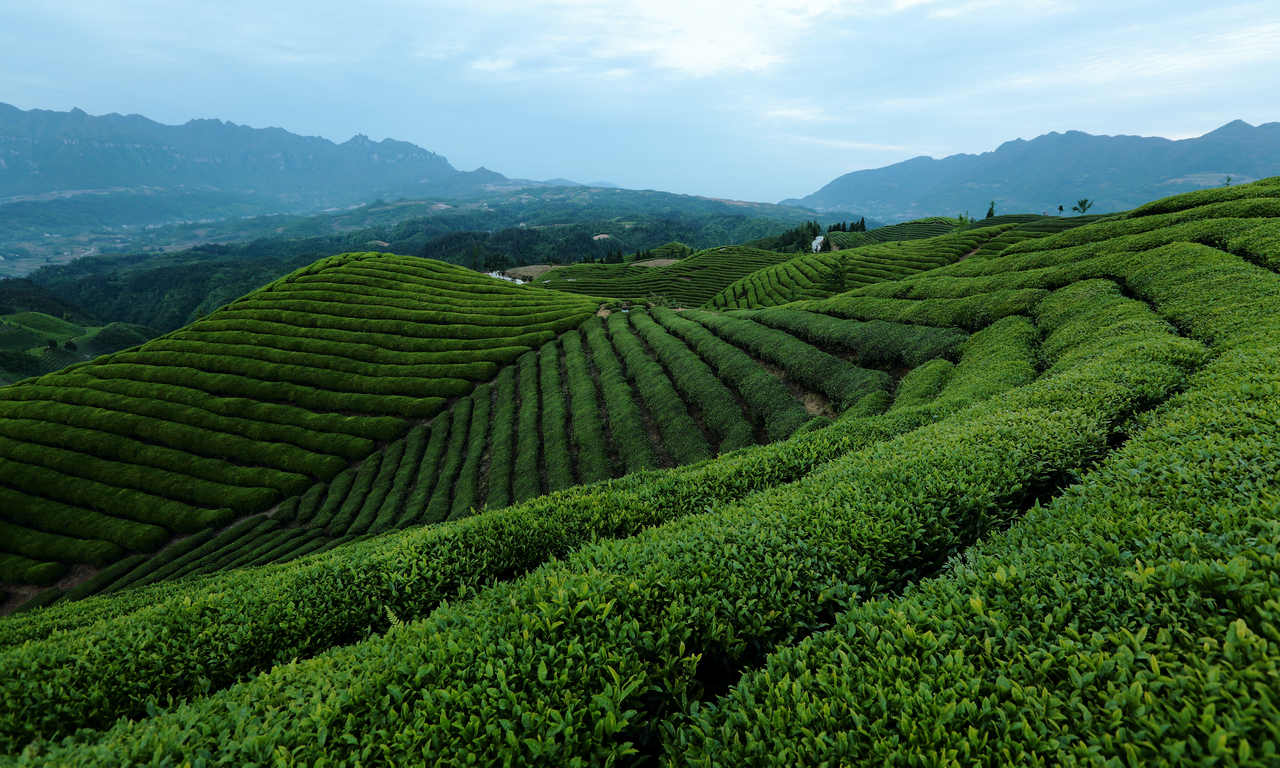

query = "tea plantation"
0;252;596;592
536;245;791;306
2;179;1280;765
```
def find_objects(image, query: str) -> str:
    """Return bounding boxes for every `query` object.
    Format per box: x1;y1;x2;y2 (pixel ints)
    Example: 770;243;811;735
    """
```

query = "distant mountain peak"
786;120;1279;221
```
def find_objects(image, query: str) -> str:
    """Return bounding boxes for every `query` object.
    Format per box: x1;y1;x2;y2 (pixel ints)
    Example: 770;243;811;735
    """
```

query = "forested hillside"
1;178;1279;766
17;189;819;332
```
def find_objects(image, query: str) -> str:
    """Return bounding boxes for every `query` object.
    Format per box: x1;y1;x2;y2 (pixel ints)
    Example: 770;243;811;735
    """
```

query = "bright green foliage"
651;306;813;441
738;307;968;368
607;312;711;465
483;368;518;510
582;317;659;473
560;332;612;485
689;311;891;411
9;182;1279;765
629;309;754;454
0;306;1038;751
0;251;596;580
539;246;791;306
709;223;1019;309
890;357;954;411
449;384;492;520
671;258;1275;767
538;342;575;492
511;352;542;503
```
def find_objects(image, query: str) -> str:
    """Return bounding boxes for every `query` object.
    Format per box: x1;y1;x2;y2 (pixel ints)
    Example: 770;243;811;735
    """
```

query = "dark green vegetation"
2;178;1280;766
823;216;957;248
537;245;792;306
0;252;596;591
20;190;821;331
708;215;1106;309
0;307;161;385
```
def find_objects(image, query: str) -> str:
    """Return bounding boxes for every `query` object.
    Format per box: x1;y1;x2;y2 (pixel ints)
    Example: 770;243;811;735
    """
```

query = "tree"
1058;205;1064;215
64;339;77;351
986;201;996;219
1071;198;1094;215
1223;176;1233;187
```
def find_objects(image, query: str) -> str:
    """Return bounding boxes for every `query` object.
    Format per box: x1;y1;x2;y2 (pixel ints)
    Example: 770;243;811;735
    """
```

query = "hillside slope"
0;253;596;596
536;246;792;306
2;178;1280;765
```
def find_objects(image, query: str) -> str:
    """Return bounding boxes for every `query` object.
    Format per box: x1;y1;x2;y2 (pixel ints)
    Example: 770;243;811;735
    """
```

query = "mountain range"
784;120;1280;220
0;103;617;220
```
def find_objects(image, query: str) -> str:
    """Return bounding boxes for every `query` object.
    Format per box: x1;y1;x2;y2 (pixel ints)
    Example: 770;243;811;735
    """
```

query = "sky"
2;0;1278;202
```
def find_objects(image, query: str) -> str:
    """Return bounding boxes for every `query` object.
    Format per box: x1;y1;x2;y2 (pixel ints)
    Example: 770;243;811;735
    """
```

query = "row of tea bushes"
0;299;1044;750
687;310;891;411
0;253;598;587
11;261;1209;765
823;217;958;249
707;224;1019;310
537;246;792;307
671;185;1280;765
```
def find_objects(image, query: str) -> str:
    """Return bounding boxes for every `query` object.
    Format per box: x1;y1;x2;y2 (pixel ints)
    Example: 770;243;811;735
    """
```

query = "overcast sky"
3;0;1278;202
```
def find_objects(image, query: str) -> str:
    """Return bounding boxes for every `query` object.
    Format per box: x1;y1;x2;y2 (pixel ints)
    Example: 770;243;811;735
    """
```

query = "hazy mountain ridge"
786;120;1280;220
0;103;458;207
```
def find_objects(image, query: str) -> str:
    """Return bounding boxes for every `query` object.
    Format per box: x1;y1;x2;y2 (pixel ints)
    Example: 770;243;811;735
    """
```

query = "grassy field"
2;180;1280;766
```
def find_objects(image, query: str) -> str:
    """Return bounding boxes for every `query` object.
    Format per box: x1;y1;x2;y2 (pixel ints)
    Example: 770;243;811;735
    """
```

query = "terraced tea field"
535;245;790;306
4;179;1280;766
3;302;966;608
823;215;958;248
708;215;1109;310
0;252;596;593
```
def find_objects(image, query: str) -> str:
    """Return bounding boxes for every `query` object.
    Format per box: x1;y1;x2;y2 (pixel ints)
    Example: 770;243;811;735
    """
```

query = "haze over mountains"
6;103;1279;235
785;120;1280;221
0;103;617;219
